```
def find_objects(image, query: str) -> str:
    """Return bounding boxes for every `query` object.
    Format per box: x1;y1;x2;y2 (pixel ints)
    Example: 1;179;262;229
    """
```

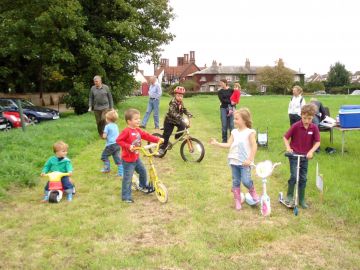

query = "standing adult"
218;79;234;143
288;85;306;126
88;75;114;136
140;76;162;129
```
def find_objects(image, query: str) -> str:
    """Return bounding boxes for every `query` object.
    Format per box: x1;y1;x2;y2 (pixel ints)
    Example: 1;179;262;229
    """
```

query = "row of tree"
0;0;174;113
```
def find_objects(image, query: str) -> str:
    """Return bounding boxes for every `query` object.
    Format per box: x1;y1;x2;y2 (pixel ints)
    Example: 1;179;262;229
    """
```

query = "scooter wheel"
294;206;298;216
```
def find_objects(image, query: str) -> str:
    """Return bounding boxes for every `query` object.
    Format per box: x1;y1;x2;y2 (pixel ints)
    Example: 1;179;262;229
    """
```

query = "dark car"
0;98;59;123
0;110;11;131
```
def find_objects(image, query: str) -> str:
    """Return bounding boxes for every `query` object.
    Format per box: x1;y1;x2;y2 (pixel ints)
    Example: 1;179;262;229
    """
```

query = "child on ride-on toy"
210;108;259;211
101;109;123;176
158;86;192;156
283;104;320;209
41;141;75;202
116;109;164;203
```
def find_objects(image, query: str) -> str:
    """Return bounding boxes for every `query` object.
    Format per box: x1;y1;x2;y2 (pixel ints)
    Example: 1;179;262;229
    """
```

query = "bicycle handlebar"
284;152;306;158
133;141;162;157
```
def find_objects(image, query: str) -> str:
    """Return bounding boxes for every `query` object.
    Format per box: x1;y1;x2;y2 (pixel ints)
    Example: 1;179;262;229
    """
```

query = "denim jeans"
142;98;160;128
101;143;122;165
288;156;308;189
122;159;148;200
220;108;234;142
230;164;254;189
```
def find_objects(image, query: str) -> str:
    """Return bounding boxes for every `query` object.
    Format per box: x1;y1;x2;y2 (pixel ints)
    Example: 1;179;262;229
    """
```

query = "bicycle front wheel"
155;183;168;203
180;137;205;162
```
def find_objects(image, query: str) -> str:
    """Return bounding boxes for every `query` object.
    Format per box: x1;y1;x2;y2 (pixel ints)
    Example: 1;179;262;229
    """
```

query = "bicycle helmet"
174;86;186;95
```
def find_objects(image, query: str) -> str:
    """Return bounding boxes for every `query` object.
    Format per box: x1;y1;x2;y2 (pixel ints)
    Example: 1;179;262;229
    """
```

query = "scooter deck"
245;192;260;206
279;199;295;208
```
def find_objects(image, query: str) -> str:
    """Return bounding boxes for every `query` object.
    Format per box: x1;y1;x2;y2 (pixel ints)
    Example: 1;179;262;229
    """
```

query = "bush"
63;82;89;115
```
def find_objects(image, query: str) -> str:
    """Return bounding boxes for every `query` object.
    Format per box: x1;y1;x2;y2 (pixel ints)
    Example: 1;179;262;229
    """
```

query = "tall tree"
257;58;294;94
0;0;174;113
327;62;350;87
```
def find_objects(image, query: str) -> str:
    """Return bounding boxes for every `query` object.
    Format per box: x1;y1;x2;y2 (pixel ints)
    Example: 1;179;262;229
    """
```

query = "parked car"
0;105;31;128
314;90;328;95
350;90;360;95
0;98;60;123
0;111;11;131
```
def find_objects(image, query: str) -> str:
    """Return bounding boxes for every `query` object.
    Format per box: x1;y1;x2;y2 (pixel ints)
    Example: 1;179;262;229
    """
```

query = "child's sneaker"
138;186;149;193
66;193;73;202
101;161;111;173
122;199;134;203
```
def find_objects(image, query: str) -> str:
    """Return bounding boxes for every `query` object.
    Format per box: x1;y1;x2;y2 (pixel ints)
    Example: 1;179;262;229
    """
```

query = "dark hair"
124;108;140;122
220;79;228;85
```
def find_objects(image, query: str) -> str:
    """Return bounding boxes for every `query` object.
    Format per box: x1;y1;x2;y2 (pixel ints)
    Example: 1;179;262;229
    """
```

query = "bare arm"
283;136;293;153
307;141;320;159
243;132;257;166
210;134;234;148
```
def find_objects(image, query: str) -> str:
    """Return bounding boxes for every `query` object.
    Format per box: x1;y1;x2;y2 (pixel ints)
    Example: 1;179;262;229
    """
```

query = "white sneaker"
138;186;149;193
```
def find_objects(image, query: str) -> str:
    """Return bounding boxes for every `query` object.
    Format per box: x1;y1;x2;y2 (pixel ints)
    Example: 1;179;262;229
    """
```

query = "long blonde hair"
234;108;252;128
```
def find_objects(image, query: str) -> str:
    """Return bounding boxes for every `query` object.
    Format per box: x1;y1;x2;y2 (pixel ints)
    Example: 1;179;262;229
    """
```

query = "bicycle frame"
134;143;161;191
165;127;195;152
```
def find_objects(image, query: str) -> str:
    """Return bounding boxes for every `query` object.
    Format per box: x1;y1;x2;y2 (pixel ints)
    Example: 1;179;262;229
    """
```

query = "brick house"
187;59;305;92
154;51;204;84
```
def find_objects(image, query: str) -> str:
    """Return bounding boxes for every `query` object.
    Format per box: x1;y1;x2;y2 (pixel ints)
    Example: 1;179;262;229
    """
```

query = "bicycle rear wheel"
180;137;205;162
155;183;168;203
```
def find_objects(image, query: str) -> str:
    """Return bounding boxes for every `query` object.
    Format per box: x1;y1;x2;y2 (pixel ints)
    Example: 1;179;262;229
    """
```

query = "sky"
139;0;360;77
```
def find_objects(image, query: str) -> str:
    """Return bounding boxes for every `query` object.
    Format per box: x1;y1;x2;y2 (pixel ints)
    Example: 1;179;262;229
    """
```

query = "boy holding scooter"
283;104;320;209
41;141;75;202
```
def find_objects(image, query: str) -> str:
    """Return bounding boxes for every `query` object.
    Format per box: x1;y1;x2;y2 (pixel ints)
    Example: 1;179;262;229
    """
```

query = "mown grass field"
1;95;359;269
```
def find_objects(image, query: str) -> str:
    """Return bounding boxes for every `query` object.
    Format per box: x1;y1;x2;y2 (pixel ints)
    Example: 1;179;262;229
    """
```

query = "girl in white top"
211;108;259;211
288;85;306;126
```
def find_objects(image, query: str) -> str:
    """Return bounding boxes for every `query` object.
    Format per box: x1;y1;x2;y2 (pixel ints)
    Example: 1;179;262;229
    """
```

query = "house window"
294;75;300;82
200;76;206;82
215;75;220;81
201;85;207;92
209;85;215;92
247;75;255;81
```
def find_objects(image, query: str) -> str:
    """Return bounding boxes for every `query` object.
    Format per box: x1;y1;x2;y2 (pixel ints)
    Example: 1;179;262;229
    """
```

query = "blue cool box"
339;105;360;128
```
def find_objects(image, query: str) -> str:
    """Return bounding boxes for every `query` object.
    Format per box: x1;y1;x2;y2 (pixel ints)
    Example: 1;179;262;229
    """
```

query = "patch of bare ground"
232;231;359;269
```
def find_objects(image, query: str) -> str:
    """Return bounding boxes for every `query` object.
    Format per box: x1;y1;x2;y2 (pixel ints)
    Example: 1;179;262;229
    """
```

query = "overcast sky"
140;0;360;77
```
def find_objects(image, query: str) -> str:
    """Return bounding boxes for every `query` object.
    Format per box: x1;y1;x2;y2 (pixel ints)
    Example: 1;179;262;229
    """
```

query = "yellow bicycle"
132;142;168;203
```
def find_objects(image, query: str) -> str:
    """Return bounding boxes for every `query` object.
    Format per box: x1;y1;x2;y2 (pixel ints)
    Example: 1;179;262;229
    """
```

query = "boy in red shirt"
116;108;163;203
283;104;320;208
227;82;241;116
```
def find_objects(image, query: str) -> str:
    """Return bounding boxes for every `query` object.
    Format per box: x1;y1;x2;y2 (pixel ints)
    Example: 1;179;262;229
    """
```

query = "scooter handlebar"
284;152;306;158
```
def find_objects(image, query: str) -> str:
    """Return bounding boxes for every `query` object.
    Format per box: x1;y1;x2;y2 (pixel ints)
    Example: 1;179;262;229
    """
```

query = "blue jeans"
142;98;160;128
231;164;254;189
220;108;234;142
122;159;148;200
288;156;308;189
101;143;122;165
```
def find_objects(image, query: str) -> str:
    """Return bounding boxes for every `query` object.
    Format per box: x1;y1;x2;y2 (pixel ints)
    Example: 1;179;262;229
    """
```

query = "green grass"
0;95;359;269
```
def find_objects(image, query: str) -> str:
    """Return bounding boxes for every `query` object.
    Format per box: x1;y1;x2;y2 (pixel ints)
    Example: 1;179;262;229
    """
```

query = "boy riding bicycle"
158;86;192;156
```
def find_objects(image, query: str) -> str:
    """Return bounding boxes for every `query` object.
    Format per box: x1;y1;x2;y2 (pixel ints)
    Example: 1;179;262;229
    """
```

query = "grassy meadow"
0;94;359;269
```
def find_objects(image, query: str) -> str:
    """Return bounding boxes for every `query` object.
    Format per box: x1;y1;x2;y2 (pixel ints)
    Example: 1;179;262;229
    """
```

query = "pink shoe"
248;186;259;203
232;188;242;210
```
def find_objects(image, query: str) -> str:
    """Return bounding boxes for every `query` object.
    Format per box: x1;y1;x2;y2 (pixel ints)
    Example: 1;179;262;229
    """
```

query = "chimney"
212;60;217;67
177;57;184;66
190;51;195;63
245;58;250;70
184;54;189;64
160;58;169;67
